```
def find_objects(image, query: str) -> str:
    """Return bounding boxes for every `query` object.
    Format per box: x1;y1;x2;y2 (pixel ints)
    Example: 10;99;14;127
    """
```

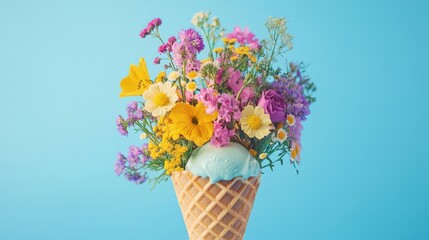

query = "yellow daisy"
142;82;178;117
169;102;217;146
240;105;272;139
119;58;151;98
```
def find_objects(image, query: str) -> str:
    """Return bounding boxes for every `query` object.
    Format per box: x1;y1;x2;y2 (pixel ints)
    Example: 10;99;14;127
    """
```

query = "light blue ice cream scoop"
185;142;261;183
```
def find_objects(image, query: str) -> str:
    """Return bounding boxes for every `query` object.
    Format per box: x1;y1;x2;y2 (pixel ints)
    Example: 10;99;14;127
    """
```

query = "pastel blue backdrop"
1;0;428;239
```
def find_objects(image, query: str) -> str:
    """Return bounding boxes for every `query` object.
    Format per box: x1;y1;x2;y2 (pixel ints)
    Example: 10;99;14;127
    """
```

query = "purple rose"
258;89;286;122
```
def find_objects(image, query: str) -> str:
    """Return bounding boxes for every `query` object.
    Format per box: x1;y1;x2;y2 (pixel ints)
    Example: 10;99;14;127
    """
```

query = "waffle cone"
171;170;260;240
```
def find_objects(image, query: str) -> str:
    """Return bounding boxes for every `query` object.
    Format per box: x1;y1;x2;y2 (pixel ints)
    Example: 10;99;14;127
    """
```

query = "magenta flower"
226;26;260;49
139;18;163;38
258;89;286;122
154;57;161;64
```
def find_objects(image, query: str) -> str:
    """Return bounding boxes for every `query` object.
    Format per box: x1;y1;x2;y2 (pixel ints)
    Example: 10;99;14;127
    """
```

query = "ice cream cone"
171;170;260;240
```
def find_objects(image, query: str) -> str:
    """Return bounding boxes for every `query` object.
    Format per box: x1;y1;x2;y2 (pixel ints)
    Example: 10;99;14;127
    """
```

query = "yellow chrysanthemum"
186;71;198;80
186;82;197;92
228;38;237;44
155;71;165;83
230;55;239;61
119;58;151;98
169;102;217;146
142;82;178;117
213;47;223;53
240;105;272;139
235;46;251;55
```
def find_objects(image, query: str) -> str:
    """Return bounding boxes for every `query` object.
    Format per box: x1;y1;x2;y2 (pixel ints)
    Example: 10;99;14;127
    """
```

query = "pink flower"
153;57;161;64
226;26;260;49
211;121;235;147
196;87;219;114
226;68;255;104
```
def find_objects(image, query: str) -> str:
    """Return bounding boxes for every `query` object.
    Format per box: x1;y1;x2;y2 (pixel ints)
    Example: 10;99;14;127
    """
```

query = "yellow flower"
235;46;251;55
155;71;165;83
119;58;151;98
186;71;198;80
230;55;239;61
168;71;180;81
249;149;257;157
169;102;217;146
240;105;272;139
286;114;296;126
259;153;267;159
228;38;237;44
249;55;257;63
222;38;229;43
140;133;147;139
213;47;223;53
201;58;213;64
142;82;178;117
274;128;288;143
186;82;197;92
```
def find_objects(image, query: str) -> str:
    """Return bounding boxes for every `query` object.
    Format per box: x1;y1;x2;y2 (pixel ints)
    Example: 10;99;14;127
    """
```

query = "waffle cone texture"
171;170;261;240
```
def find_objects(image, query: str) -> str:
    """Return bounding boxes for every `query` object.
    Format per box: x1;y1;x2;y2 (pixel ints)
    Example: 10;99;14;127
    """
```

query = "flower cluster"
116;12;316;186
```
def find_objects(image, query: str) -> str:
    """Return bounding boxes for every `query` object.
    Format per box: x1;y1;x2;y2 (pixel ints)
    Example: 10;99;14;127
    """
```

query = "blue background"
1;0;428;239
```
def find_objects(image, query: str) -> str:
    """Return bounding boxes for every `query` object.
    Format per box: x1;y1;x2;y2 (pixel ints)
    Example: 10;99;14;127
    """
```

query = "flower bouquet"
115;12;316;239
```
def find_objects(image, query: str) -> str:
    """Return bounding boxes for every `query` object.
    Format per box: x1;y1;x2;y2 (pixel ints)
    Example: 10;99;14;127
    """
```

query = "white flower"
286;114;296;126
142;82;178;117
168;71;180;81
273;128;287;143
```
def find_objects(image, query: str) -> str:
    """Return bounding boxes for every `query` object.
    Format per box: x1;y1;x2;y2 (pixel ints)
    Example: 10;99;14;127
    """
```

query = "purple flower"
226;26;260;49
115;153;126;176
271;77;310;121
185;59;201;73
128;146;143;167
125;172;147;184
258;89;286;122
179;28;204;52
115;144;150;184
172;28;204;69
116;115;128;136
211;121;235;147
288;119;303;143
